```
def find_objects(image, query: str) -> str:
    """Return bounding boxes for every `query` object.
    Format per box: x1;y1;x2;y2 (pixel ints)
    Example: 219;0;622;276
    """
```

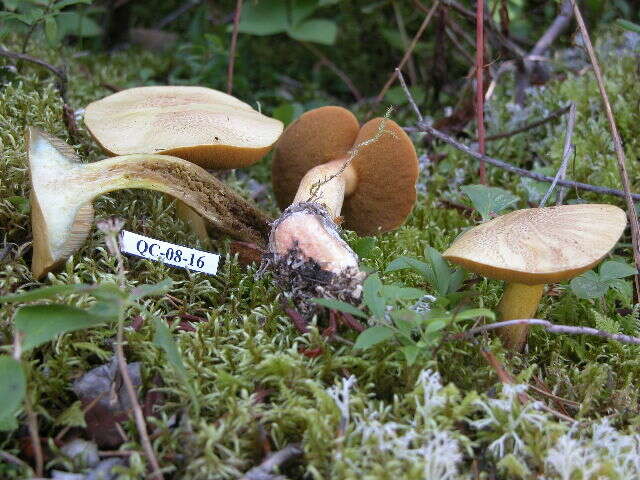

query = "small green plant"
570;259;637;303
0;220;198;432
0;0;102;50
461;184;520;221
314;248;492;365
238;0;339;45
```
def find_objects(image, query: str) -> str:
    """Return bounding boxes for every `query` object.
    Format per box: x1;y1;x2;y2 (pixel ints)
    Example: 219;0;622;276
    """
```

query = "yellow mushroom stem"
293;158;357;219
496;282;545;351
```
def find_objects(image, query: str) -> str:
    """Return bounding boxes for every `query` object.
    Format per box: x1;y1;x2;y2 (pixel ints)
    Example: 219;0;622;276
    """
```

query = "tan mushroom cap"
443;204;627;285
84;86;283;169
272;106;419;236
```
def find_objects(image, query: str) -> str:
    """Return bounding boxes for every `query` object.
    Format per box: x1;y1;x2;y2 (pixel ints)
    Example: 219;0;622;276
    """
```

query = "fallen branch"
155;0;202;29
240;443;303;480
407;121;640;202
453;318;640;346
302;42;362;101
475;0;487;184
227;0;243;95
479;105;570;142
0;48;78;141
573;1;640;299
539;102;576;207
375;0;439;103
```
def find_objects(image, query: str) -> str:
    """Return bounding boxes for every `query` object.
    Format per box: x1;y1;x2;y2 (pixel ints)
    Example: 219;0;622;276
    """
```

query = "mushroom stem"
496;282;545;351
293;159;357;218
28;128;271;278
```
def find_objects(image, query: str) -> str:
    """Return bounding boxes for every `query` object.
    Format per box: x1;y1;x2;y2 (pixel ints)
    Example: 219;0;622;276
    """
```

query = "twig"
240;443;303;480
539;102;576;207
24;395;43;477
375;0;439;103
572;1;640;299
444;25;476;65
0;451;29;469
396;69;422;122
407;122;640;202
155;0;202;29
227;0;243;95
478;105;570;141
453;318;640;346
475;0;487;184
301;42;362;101
115;323;164;479
514;0;574;105
0;48;78;141
392;0;418;85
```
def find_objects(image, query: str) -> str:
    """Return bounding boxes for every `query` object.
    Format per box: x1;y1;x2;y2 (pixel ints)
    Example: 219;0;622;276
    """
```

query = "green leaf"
44;15;58;46
382;285;426;302
354;325;395;350
386;256;434;281
425;246;451;296
599;260;638;282
15;304;108;352
0;356;26;431
287;18;337;44
363;274;385;319
55;11;102;37
519;166;555;204
351;236;377;258
130;279;173;300
454;308;496;322
570;270;609;299
425;319;447;333
272;102;303;126
54;400;86;428
461;184;519;221
617;19;640;34
0;283;93;304
400;345;420;365
153;317;189;379
311;298;368;319
609;278;633;305
448;268;466;294
7;196;29;214
238;0;288;35
290;0;318;25
52;0;92;10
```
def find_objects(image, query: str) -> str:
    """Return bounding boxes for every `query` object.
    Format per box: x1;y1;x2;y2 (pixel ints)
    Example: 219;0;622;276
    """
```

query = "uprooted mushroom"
83;85;283;243
267;106;419;309
27;127;272;279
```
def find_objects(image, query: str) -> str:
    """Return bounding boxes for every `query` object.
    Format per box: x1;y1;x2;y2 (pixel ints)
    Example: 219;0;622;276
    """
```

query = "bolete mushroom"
269;106;418;301
83;85;283;242
442;204;627;351
27;127;272;279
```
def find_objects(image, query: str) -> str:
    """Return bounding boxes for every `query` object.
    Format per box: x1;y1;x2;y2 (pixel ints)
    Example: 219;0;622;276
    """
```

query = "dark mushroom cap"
443;204;627;285
271;106;418;236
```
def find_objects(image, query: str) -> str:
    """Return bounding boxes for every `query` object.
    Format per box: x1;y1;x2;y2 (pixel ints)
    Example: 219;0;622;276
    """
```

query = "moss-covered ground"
2;30;640;479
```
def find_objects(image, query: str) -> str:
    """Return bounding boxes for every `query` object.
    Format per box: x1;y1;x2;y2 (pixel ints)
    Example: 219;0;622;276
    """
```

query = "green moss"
2;31;640;479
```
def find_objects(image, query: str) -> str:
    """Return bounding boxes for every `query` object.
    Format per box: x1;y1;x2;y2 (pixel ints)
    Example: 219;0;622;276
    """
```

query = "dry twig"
375;0;440;103
572;1;640;298
452;318;640;346
407;122;640;202
227;0;243;95
302;42;362;101
240;443;303;480
539;102;576;207
475;0;487;184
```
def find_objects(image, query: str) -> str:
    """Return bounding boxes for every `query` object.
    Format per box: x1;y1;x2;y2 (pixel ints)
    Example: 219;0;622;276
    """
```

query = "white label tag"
119;230;220;275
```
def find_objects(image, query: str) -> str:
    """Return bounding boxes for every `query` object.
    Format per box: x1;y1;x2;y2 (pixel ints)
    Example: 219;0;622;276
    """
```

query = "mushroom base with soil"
266;202;365;314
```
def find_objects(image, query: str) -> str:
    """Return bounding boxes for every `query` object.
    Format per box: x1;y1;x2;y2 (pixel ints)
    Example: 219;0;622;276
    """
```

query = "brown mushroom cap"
443;204;627;285
271;106;418;236
84;86;283;169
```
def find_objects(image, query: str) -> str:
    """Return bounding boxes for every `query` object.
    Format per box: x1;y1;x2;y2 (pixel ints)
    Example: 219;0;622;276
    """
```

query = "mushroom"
83;85;283;242
269;106;418;301
27;127;272;279
442;204;627;351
